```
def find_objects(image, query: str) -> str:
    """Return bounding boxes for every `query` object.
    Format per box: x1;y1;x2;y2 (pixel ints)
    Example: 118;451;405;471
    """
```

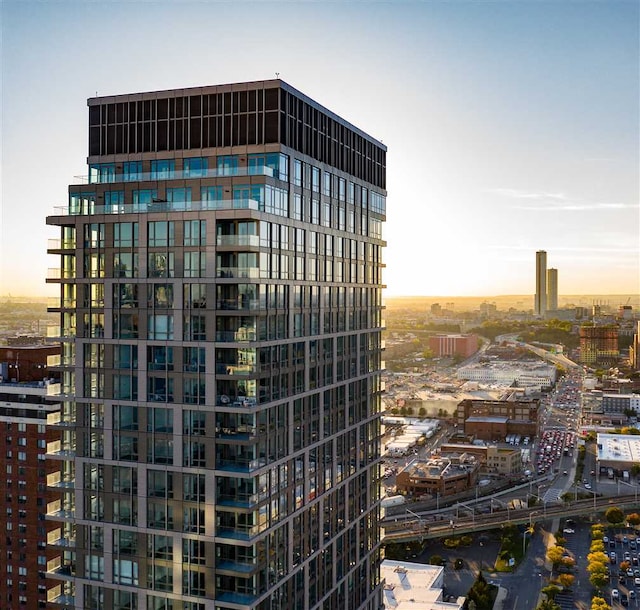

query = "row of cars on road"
536;428;575;476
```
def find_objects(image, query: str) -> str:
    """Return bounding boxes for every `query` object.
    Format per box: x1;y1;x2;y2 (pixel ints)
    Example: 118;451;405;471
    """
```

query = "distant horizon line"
2;293;638;300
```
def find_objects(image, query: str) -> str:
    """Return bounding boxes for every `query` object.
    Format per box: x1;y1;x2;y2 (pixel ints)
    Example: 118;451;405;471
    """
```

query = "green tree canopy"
605;506;625;525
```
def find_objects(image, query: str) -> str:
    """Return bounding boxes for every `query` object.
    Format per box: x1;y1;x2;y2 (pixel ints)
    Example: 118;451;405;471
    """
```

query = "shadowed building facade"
46;80;386;610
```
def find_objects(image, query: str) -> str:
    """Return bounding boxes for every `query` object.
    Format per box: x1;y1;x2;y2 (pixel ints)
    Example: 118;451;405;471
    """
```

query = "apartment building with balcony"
45;79;386;610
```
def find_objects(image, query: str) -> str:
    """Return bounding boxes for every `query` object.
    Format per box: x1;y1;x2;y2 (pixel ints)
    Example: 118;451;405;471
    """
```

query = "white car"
635;577;640;586
563;528;575;534
612;589;620;600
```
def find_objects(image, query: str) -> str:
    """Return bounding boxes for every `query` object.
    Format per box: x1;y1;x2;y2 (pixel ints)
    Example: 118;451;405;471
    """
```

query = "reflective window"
123;161;143;181
89;163;115;184
184;220;206;246
147;314;174;340
217;155;238;176
113;252;138;278
184;157;208;178
105;191;125;212
114;222;138;247
184;252;206;278
148;253;174;278
151;160;175;180
148;221;175;247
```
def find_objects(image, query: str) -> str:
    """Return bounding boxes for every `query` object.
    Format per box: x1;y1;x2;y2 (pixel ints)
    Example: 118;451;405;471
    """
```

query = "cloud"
488;188;569;201
486;187;639;212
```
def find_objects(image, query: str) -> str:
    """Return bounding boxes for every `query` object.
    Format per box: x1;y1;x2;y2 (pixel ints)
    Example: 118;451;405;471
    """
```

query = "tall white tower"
547;268;558;312
535;250;547;316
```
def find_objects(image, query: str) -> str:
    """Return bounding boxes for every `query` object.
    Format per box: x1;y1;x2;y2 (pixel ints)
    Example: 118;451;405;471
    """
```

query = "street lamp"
618;479;638;503
406;508;424;530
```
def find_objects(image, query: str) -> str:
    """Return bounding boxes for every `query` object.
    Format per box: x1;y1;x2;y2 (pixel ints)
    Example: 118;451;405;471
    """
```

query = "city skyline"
1;1;639;297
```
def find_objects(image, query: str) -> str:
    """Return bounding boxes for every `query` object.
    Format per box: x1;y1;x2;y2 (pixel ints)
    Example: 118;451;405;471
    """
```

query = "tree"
561;556;575;569
429;554;445;566
631;464;640;477
590;540;605;553
591;596;611;610
620;560;631;572
546;546;565;566
541;585;561;601
536;601;561;610
418;407;427;418
587;551;609;566
627;513;640;526
605;506;625;525
557;574;575;590
589;571;609;589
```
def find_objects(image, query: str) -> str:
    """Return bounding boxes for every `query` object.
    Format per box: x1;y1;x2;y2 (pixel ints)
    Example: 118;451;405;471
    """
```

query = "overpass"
382;493;640;543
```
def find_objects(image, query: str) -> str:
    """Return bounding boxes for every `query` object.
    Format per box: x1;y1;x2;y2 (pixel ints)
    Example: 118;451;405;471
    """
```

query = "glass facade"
47;80;386;610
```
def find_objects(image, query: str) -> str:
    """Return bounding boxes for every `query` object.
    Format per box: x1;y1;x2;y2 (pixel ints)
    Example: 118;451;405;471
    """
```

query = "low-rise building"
428;334;478;359
457;361;556;389
456;398;539;441
395;454;480;497
439;442;523;475
596;433;640;476
602;394;640;415
381;560;465;610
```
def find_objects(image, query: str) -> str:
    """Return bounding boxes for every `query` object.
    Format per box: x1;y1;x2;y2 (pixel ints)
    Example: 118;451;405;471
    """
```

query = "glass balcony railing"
216;363;257;376
47;238;76;251
215;330;257;343
75;165;275;184
216;267;260;279
216;394;257;407
216;298;261;311
216;235;260;248
51;198;261;216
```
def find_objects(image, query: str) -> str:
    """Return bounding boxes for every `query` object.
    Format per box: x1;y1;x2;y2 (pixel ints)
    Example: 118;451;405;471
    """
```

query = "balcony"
216;298;261;311
76;165;275;184
215;524;261;542
216;394;257;408
47;238;76;251
215;330;257;343
216;591;258;606
47;326;76;340
50;198;261;217
215;559;259;575
46;558;76;581
216;362;257;376
48;536;76;549
47;472;75;490
216;234;260;248
46;440;76;460
216;266;260;279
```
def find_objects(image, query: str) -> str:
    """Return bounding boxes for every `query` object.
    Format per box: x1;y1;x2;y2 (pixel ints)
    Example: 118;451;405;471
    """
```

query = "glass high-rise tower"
45;80;386;610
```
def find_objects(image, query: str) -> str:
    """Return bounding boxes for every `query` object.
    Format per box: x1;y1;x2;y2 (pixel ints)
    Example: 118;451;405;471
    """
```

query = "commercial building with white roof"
596;433;640;473
381;560;465;610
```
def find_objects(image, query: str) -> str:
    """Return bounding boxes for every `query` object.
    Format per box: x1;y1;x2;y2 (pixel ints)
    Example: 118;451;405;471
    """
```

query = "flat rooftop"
381;560;464;610
597;433;640;464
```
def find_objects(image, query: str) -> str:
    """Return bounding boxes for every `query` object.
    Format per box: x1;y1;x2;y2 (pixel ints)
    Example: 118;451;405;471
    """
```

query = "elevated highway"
383;493;640;543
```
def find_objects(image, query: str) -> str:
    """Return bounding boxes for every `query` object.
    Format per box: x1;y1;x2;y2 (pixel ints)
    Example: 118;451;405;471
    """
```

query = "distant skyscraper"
535;250;547;316
547;268;558;312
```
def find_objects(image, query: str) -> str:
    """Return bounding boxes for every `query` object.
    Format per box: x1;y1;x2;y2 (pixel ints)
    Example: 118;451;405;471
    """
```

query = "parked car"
612;588;620;600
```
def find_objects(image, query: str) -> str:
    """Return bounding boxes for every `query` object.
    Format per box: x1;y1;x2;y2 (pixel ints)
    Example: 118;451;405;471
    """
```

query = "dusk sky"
1;0;638;297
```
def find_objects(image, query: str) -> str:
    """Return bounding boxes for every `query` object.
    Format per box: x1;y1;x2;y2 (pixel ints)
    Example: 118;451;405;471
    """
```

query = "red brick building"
428;334;478;359
0;347;61;609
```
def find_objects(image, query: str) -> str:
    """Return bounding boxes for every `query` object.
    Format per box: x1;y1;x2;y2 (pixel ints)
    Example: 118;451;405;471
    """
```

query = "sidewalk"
493;585;508;610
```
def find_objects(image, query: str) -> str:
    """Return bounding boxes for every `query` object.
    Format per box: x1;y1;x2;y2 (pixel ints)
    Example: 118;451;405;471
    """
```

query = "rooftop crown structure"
46;80;386;610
